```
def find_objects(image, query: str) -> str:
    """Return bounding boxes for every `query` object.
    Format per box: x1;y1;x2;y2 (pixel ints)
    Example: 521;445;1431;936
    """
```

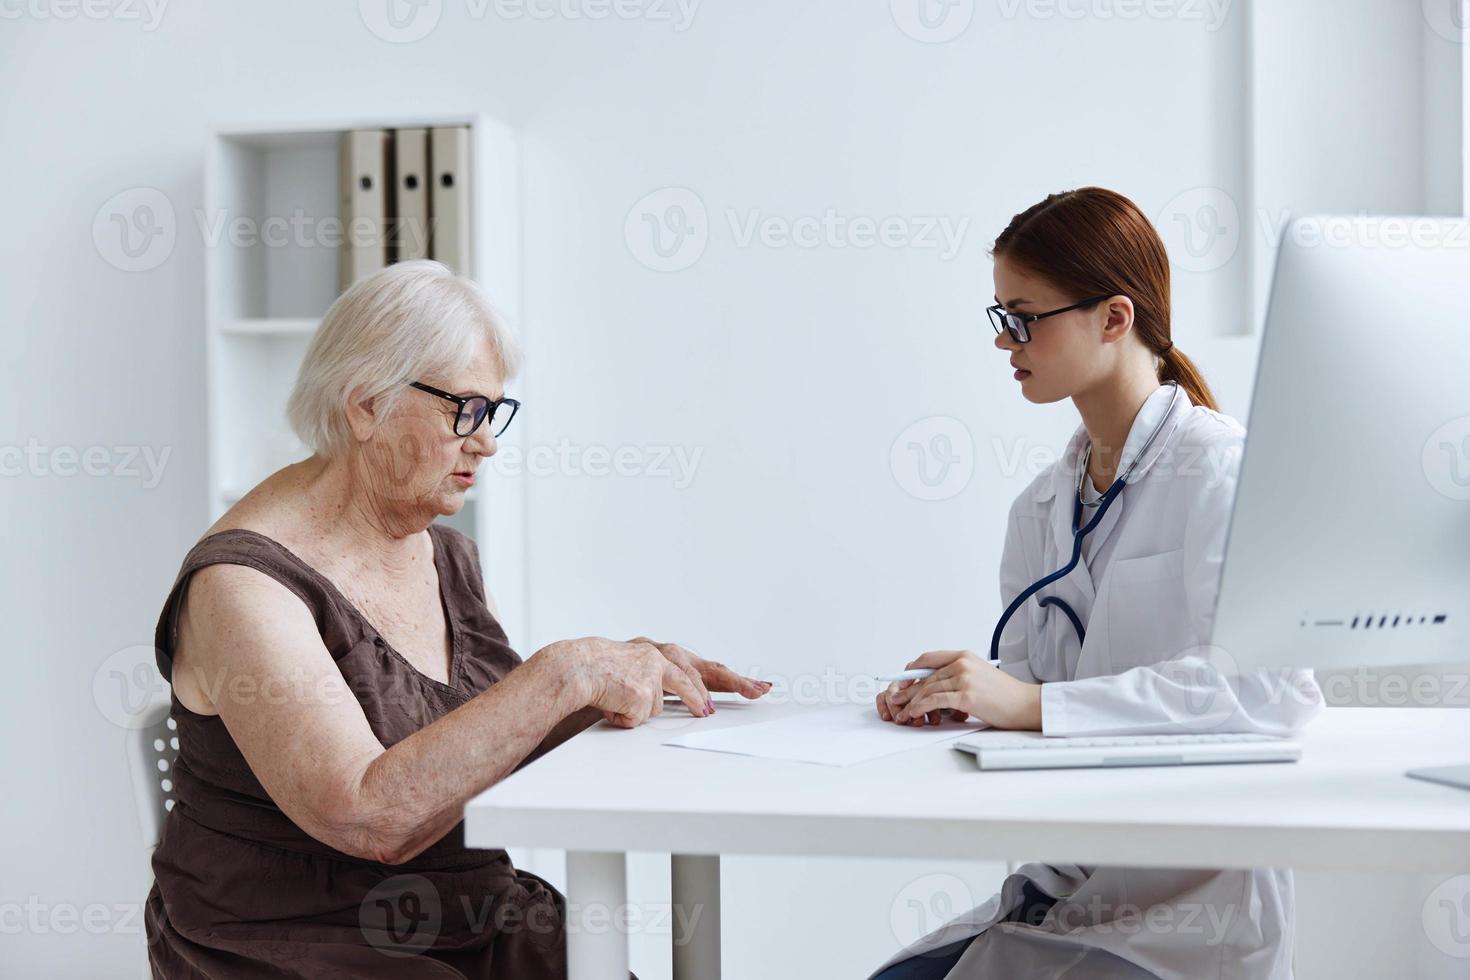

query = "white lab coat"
871;384;1325;980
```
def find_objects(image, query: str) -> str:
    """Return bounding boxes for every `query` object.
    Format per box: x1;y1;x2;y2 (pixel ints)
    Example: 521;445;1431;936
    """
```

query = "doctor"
868;187;1324;980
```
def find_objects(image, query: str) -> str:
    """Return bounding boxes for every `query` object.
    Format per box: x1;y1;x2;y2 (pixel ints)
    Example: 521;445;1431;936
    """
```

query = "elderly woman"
144;261;770;978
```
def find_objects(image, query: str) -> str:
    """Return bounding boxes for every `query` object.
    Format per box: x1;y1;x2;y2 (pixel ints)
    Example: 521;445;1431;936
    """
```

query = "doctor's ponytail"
992;186;1219;412
1156;344;1215;412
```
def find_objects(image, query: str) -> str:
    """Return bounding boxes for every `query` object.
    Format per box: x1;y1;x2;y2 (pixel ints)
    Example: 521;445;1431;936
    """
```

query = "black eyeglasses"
408;381;520;438
986;295;1114;344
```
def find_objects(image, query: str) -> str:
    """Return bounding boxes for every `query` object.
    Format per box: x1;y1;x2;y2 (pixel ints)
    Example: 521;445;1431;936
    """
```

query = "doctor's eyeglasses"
408;381;521;438
987;295;1113;344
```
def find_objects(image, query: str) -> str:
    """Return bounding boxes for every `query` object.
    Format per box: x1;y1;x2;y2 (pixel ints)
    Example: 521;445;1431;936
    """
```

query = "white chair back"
126;700;178;848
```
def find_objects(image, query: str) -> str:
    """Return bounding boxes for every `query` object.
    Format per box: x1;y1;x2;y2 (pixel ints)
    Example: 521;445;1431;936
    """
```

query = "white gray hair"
287;260;522;458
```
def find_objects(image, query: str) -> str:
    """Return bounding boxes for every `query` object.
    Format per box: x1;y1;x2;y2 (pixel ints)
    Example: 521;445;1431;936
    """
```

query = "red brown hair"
991;187;1218;411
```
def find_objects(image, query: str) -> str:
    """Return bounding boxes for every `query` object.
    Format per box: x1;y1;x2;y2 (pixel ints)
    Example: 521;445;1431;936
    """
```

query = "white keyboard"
952;731;1302;770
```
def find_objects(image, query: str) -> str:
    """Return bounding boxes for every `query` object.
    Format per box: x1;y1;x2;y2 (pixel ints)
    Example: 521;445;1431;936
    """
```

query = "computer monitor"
1210;214;1470;789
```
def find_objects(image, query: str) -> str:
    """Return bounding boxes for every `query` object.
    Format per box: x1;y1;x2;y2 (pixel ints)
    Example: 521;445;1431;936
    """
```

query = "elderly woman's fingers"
698;660;773;699
660;660;709;717
664;645;713;710
630;638;716;712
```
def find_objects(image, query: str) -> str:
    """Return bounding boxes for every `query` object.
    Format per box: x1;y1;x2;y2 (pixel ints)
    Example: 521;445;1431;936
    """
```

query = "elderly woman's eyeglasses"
408;382;520;438
986;295;1113;344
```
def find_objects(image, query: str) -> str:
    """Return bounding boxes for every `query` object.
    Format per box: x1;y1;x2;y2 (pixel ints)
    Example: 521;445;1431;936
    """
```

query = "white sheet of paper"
663;705;987;766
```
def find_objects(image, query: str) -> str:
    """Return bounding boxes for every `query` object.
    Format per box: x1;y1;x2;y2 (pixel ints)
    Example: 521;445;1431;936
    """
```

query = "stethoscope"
987;382;1183;662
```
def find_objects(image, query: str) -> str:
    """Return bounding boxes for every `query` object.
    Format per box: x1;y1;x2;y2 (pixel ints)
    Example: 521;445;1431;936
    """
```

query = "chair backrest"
126;700;178;849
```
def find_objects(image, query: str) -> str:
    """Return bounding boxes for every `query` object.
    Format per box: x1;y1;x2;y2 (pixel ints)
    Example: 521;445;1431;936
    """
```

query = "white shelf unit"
203;114;528;649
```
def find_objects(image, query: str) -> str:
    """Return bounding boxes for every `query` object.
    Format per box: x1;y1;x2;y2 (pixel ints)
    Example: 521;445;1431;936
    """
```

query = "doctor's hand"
877;650;1042;731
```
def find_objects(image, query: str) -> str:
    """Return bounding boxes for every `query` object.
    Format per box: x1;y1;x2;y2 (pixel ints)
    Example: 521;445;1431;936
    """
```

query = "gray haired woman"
144;260;770;978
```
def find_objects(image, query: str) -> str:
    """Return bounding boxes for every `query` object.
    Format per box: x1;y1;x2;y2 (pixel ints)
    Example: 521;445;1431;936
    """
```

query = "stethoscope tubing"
986;383;1182;663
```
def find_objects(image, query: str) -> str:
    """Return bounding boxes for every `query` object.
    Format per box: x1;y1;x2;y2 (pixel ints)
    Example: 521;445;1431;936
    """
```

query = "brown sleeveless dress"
144;523;571;979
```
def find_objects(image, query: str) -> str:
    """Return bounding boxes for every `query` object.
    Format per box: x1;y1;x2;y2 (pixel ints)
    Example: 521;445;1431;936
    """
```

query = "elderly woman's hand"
558;637;767;728
627;636;773;711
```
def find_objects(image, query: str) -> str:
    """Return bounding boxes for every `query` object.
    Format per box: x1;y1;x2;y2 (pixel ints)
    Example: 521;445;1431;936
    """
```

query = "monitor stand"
1407;766;1470;792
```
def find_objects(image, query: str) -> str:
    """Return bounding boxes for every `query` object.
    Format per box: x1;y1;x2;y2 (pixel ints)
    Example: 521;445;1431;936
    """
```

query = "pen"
873;668;937;683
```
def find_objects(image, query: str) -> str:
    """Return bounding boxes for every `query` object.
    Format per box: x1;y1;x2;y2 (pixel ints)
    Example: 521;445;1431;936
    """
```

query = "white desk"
464;703;1470;979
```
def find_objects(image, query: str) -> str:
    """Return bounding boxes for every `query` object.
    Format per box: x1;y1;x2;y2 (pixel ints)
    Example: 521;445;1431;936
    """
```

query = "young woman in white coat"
867;187;1325;980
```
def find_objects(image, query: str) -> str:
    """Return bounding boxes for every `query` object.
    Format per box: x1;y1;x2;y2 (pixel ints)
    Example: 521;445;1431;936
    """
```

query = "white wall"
0;1;1459;977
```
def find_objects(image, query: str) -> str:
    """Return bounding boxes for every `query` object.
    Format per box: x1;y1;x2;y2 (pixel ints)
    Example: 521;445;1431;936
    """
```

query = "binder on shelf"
394;128;430;262
339;129;392;290
429;126;473;276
